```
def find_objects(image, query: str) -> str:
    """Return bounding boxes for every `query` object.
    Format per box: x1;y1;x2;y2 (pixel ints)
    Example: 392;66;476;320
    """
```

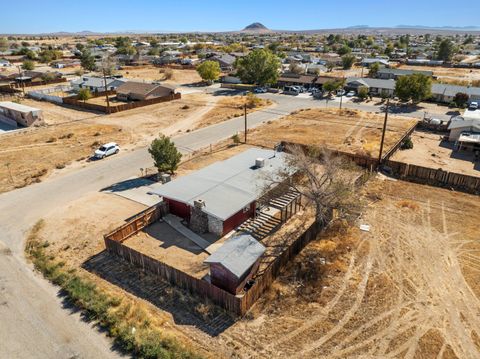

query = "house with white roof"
152;147;291;236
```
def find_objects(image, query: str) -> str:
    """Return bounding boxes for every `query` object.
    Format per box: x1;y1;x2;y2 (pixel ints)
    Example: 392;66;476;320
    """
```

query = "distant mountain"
242;23;270;32
396;24;480;30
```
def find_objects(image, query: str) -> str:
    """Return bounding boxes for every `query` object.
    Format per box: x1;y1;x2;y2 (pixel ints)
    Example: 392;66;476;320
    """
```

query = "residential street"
0;90;454;358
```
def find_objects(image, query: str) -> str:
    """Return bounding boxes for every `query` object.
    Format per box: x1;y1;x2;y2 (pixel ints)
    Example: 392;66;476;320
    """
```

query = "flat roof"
0;101;41;113
458;133;480;144
152;147;290;221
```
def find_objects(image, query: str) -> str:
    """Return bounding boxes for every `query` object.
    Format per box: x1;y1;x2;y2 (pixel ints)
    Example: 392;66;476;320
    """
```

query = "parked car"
283;86;300;96
94;142;120;159
469;101;479;110
336;89;346;96
346;91;356;97
253;87;267;93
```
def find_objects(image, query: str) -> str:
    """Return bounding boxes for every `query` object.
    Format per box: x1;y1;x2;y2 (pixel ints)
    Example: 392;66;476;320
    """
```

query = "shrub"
401;137;414;150
231;133;240;145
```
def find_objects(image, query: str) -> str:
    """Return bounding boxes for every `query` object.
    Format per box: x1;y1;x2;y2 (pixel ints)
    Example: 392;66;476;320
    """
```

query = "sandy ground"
392;131;480;176
399;64;480;84
117;67;202;86
195;95;273;129
124;221;210;279
249;108;417;157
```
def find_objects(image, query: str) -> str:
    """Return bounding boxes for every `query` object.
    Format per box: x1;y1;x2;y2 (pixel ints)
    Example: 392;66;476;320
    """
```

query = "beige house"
116;81;176;102
0;101;44;127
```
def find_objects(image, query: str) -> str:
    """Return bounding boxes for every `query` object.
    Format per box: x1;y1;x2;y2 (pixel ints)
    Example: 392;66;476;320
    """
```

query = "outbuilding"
204;233;266;294
0;101;44;127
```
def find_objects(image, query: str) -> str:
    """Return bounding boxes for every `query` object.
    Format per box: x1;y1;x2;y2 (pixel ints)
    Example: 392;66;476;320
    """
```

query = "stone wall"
208;214;224;236
189;202;208;234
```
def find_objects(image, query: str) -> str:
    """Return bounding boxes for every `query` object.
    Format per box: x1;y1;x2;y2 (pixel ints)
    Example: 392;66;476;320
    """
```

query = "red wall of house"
165;198;190;221
222;201;255;235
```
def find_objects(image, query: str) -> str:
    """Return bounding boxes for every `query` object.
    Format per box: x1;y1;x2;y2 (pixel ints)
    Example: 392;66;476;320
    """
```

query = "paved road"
0;90;454;358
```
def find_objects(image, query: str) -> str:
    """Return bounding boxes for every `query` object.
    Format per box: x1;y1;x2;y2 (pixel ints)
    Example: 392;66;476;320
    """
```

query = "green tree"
22;60;35;70
196;60;221;84
368;62;380;77
323;80;343;95
38;49;62;63
453;92;469;108
80;50;96;71
395;74;432;103
0;37;8;52
148;135;182;174
437;39;456;62
77;88;92;103
342;54;356;69
357;86;369;100
337;45;351;56
234;49;281;86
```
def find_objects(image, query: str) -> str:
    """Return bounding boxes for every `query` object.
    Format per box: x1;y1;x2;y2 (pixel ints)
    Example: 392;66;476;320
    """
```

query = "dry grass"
117;66;202;85
194;95;273;129
0;122;130;193
249;108;417;157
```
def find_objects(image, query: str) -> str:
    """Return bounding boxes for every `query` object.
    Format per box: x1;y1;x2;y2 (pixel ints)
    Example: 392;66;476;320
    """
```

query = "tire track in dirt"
293;247;373;358
263;243;363;352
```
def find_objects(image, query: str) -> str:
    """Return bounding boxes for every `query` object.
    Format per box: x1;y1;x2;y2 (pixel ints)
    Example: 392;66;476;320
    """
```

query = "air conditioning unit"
255;158;265;168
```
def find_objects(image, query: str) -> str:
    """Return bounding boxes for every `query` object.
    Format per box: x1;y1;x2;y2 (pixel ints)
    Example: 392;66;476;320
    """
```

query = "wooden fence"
385;160;480;194
63;92;181;114
281;140;480;195
104;202;324;315
104;204;168;243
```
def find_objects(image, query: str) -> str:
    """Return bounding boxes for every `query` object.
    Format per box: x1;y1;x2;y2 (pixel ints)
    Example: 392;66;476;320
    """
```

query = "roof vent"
255;158;265;168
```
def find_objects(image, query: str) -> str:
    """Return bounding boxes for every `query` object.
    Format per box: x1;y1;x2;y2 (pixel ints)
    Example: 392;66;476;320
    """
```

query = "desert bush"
401;137;413;150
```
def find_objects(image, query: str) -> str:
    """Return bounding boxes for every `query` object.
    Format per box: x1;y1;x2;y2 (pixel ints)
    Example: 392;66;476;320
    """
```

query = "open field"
211;177;480;358
392;131;480;176
399;64;480;84
248;107;417;157
195;95;273;129
117;66;202;86
0;122;132;192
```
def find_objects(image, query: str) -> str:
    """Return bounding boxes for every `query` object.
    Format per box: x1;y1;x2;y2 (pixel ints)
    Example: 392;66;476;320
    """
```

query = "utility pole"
102;68;111;114
244;103;247;143
378;98;390;167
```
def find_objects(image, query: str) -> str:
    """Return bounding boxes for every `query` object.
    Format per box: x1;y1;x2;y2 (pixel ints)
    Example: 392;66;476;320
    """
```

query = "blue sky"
1;0;477;33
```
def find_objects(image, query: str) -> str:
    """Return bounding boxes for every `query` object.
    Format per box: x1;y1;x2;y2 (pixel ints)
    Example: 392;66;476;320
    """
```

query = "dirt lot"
0;122;132;192
249;108;417;157
195;95;273;129
392;131;480;176
211;177;480;358
117;66;202;86
399;64;480;84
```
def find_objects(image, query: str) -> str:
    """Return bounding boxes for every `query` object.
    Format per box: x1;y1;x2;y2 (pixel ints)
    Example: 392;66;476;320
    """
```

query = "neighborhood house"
152;148;291;236
116;81;176;101
71;76;126;93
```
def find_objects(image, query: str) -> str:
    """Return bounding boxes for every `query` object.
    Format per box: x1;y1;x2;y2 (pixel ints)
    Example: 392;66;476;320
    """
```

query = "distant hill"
242;23;270;33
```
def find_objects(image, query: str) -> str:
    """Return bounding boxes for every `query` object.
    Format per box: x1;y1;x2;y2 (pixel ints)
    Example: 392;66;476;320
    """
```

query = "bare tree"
262;145;363;227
